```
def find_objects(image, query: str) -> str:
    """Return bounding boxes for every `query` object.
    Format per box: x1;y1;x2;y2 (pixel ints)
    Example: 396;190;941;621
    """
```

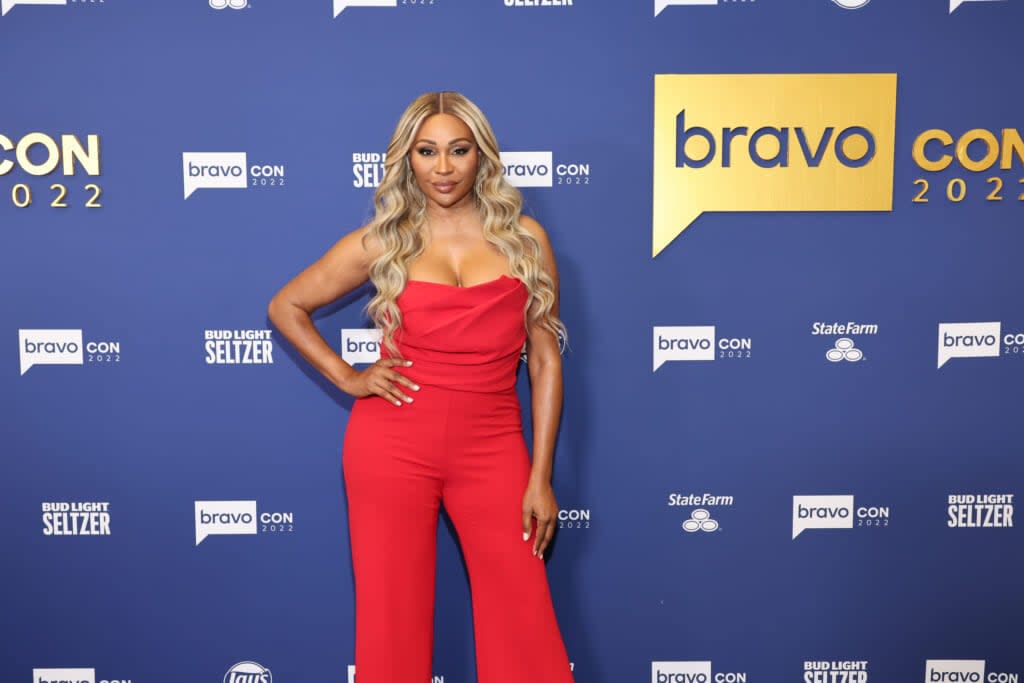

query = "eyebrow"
414;138;474;145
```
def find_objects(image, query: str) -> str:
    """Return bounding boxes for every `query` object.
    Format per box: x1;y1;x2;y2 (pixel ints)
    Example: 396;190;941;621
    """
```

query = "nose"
435;152;453;175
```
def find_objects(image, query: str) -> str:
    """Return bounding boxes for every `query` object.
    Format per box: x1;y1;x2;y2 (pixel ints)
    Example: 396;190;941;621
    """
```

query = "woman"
267;91;574;683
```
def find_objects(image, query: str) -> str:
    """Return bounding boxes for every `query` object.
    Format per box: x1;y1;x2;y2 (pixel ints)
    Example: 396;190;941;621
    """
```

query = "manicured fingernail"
406;360;412;366
413;385;420;391
394;400;401;406
405;396;413;402
523;532;529;541
540;552;544;560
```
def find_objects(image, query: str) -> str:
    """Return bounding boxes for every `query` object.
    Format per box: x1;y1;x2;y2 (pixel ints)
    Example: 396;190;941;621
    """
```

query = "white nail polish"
523;532;529;541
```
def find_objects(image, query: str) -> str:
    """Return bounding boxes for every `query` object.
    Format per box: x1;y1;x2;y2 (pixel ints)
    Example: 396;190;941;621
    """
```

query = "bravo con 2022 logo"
924;660;1019;683
182;152;285;199
19;329;121;376
653;0;878;16
1;133;102;209
1;0;107;17
936;322;1024;369
651;661;748;683
351;151;590;188
194;501;294;545
792;495;890;539
32;668;130;683
652;325;753;370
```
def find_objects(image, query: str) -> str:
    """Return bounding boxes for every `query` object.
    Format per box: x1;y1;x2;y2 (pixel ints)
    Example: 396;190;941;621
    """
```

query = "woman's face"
408;113;480;210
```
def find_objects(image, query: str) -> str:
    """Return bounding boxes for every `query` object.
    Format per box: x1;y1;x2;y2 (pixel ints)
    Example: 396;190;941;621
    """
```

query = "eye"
453;147;470;155
416;147;435;156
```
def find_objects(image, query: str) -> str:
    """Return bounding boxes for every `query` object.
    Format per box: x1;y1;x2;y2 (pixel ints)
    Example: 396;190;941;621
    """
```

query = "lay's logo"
652;74;897;256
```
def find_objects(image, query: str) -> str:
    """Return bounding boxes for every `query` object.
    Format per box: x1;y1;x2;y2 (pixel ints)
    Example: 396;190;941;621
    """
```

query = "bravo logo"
346;664;445;682
341;328;383;365
652;74;896;256
19;329;121;375
949;0;1007;14
924;660;1018;683
792;495;895;539
653;326;752;370
1;0;65;17
651;661;747;683
334;0;396;18
937;322;1000;368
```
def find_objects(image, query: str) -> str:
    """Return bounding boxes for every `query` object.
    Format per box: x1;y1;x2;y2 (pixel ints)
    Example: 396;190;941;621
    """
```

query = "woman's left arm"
518;215;564;560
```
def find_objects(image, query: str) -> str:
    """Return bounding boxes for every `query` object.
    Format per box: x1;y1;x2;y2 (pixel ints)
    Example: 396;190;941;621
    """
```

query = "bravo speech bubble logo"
654;0;716;17
182;152;247;199
949;0;1006;14
652;74;897;256
333;0;396;18
19;329;83;375
937;322;1000;369
792;495;854;539
33;669;94;683
924;660;985;683
1;0;64;17
195;500;257;545
653;326;715;370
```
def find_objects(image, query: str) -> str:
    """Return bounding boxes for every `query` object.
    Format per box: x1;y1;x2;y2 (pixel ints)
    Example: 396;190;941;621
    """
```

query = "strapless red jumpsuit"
342;274;575;683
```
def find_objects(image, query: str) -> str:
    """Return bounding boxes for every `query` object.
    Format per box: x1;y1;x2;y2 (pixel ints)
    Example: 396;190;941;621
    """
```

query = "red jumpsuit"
342;274;574;683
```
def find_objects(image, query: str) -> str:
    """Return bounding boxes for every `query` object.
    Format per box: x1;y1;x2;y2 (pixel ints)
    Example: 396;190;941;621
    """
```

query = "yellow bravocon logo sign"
652;74;897;256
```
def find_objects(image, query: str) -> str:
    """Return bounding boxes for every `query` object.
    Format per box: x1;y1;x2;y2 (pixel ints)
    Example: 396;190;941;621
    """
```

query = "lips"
432;181;457;193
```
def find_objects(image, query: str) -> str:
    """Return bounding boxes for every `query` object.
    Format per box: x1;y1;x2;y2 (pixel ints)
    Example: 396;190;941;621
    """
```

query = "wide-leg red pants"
342;385;575;683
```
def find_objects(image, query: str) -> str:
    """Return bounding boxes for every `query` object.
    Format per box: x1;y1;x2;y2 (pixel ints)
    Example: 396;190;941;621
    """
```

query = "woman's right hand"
342;358;420;406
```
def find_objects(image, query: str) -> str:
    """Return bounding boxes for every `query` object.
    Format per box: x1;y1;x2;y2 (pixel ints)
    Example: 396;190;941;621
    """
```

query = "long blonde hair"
361;91;568;357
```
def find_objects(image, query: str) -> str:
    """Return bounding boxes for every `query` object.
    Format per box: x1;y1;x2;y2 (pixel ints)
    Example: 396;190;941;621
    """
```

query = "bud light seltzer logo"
33;669;93;683
41;502;111;536
947;494;1014;528
792;495;890;539
204;329;274;365
182;152;285;199
651;661;747;683
804;661;868;683
195;501;294;545
224;661;271;683
19;329;121;375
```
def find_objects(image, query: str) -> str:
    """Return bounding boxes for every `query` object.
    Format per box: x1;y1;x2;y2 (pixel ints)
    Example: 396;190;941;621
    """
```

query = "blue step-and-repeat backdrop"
3;0;1022;682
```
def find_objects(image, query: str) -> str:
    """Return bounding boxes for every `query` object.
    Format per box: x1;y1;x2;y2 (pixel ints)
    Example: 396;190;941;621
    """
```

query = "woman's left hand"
522;480;559;559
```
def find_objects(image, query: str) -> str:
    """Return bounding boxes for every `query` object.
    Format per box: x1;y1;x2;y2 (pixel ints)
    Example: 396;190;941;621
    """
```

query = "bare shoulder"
350;222;385;263
516;214;558;276
517;214;551;247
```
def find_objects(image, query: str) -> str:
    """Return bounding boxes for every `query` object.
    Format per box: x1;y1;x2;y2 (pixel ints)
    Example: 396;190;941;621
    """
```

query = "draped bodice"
380;274;528;393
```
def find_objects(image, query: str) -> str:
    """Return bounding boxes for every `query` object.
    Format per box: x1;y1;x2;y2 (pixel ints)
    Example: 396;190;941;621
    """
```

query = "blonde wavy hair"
361;91;568;358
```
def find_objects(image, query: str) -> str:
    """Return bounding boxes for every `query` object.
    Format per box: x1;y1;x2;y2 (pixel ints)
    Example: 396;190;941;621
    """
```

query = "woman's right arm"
267;225;418;405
